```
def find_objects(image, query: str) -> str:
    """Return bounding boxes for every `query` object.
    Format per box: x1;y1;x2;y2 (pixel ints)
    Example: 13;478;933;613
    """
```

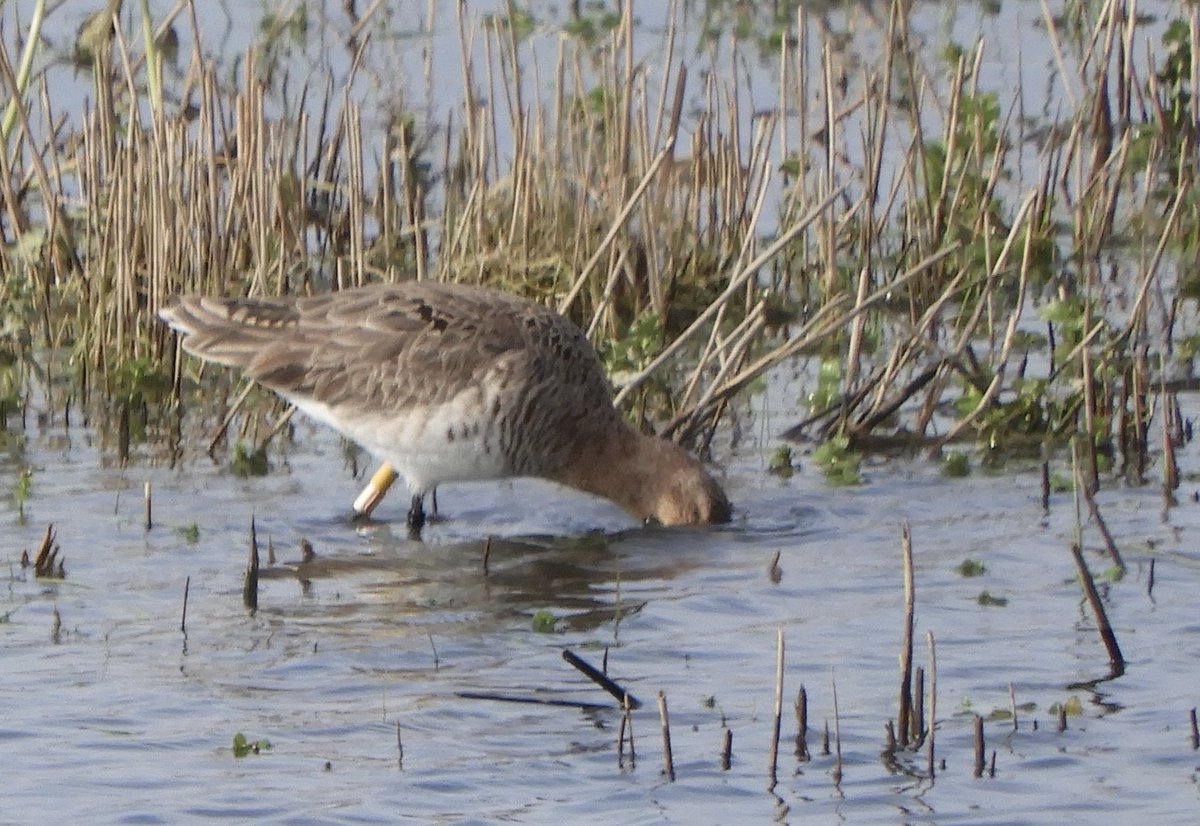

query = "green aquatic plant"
941;451;971;478
562;5;620;45
530;609;557;633
811;435;861;486
253;4;310;86
976;590;1008;607
989;701;1038;722
1048;470;1073;493
600;310;665;382
0;364;23;428
805;360;842;415
0;265;38;403
111;356;171;407
1049;696;1083;717
485;4;535;41
957;559;986;577
1097;565;1125;583
232;732;272;758
231;443;270;478
13;466;33;523
1153;19;1195;140
767;446;795;478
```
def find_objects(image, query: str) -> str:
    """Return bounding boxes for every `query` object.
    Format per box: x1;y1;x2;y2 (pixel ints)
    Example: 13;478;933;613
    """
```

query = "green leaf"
531;609;557;633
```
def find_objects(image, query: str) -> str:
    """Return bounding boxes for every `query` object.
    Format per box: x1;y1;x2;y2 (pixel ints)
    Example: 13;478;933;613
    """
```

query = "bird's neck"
551;422;678;521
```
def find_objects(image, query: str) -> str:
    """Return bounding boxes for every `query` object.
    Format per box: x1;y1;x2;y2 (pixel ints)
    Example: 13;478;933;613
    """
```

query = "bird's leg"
430;487;439;518
406;493;426;531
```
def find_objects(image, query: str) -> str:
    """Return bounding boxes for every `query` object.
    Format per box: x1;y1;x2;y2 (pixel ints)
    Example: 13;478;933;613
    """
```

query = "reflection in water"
251;525;716;636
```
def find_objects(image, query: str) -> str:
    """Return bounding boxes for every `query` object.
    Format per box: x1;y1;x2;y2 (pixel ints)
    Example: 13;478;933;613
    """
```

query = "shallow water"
4;401;1200;824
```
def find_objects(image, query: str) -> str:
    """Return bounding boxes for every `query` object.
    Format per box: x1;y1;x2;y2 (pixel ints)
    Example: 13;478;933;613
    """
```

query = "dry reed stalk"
926;630;937;778
1081;320;1099;492
912;666;925;745
768;628;784;789
614;183;846;402
180;575;190;633
562;649;641;709
898;521;915;748
1009;682;1018;731
1077;466;1126;573
795;685;809;761
831;674;843;784
1069;540;1125;672
243;516;259;610
619;693;636;769
1161;375;1179;498
557;114;681;314
973;715;985;778
656;691;674;782
396;720;404;769
674;241;963;438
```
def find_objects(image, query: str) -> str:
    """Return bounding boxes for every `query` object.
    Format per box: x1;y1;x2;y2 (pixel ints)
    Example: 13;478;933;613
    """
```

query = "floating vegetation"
976;591;1009;608
231;732;272;758
530;609;558;633
957;559;987;578
1049;696;1085;718
810;435;861;486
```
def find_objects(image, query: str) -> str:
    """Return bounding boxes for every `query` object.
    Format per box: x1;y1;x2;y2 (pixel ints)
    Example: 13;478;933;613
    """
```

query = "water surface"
4;400;1200;823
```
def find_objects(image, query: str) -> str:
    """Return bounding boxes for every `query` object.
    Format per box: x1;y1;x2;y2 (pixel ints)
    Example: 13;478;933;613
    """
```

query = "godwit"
159;282;731;530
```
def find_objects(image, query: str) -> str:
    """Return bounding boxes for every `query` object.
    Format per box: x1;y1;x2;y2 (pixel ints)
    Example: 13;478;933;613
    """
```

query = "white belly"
286;392;509;494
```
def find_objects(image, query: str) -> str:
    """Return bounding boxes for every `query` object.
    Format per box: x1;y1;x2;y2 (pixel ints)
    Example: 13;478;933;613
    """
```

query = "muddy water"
4;401;1200;823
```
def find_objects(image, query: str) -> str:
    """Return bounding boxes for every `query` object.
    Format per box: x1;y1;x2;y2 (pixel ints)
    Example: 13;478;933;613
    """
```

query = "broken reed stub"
353;463;399;517
243;517;260;611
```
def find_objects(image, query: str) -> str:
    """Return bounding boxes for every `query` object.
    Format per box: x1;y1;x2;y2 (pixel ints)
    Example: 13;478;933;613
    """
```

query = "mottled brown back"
159;281;614;423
